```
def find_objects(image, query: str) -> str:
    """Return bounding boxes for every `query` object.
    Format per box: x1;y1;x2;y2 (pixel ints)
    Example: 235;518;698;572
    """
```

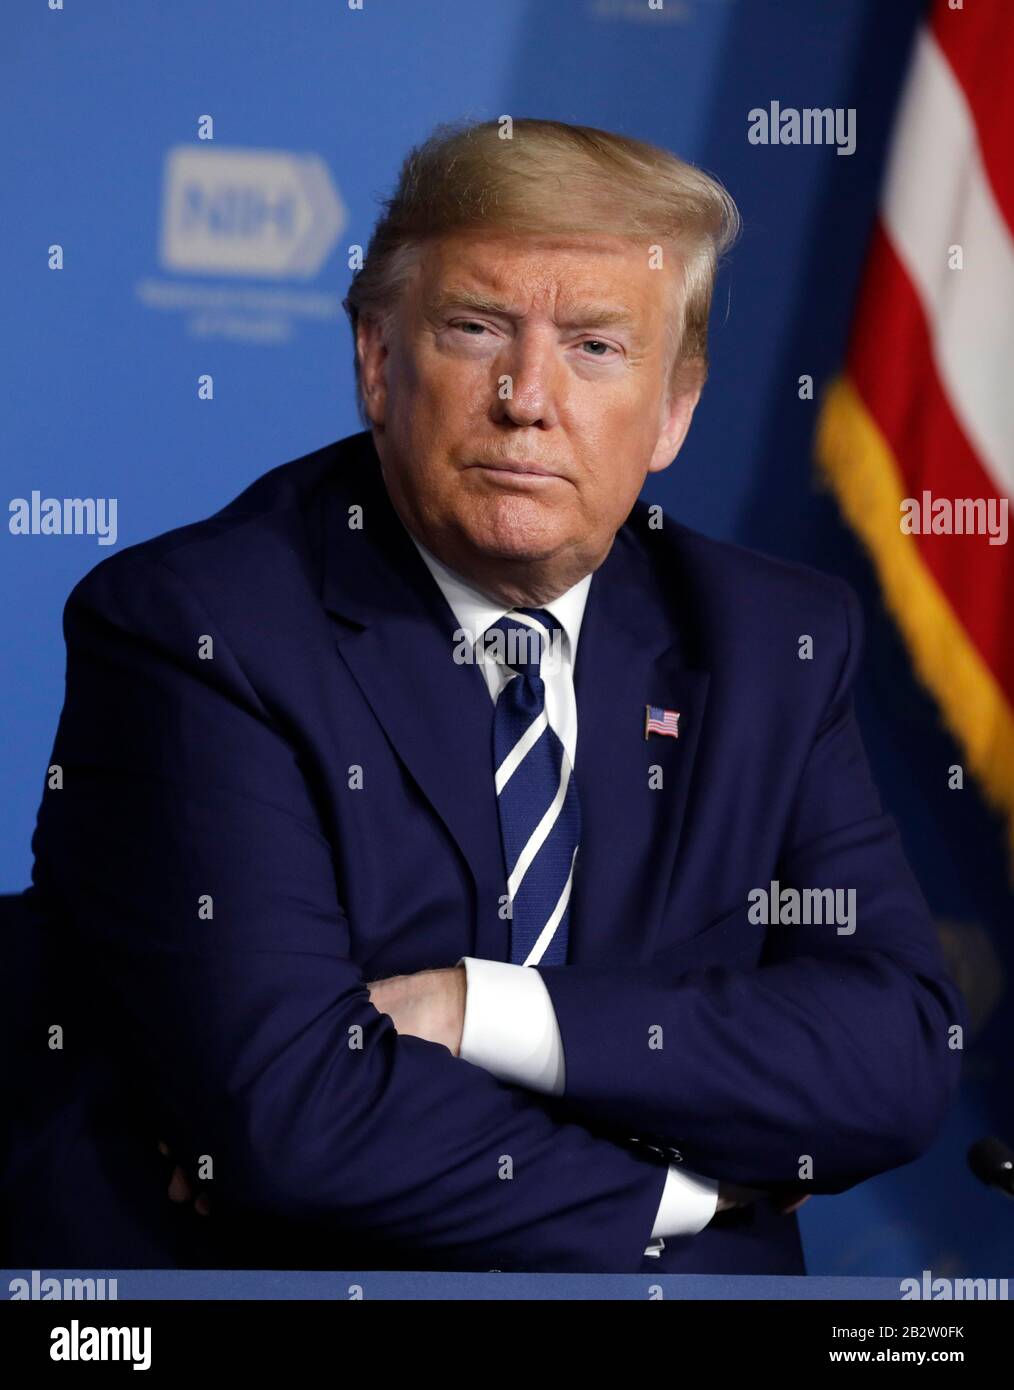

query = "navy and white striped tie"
487;608;580;966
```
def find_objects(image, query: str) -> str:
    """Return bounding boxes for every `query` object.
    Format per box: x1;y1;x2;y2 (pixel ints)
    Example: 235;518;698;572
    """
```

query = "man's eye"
453;320;488;335
581;340;615;356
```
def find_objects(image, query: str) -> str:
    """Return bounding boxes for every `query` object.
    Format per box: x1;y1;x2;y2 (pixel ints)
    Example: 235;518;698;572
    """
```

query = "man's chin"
463;526;568;566
457;501;574;565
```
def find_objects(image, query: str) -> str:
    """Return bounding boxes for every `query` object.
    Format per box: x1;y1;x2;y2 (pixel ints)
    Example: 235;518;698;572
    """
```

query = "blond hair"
343;117;740;423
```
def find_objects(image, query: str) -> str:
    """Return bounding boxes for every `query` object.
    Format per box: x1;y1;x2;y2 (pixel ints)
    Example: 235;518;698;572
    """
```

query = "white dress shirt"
408;531;719;1253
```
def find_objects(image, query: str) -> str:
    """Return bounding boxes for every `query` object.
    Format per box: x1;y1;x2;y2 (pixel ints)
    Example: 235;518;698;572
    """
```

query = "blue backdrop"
2;0;1010;1279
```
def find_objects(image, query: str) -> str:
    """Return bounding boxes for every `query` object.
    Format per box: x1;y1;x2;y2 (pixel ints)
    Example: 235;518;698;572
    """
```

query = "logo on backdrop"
160;146;345;278
135;146;347;343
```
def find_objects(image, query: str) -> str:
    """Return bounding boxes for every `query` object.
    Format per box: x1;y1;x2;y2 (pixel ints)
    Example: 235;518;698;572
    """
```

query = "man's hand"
717;1180;811;1216
367;965;466;1056
157;1140;210;1216
715;1180;764;1213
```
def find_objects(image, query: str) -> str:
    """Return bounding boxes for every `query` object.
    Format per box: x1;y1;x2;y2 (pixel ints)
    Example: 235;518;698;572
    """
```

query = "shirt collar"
408;530;592;663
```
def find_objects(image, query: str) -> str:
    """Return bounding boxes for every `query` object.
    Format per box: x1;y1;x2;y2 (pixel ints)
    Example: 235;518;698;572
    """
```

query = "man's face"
357;230;701;602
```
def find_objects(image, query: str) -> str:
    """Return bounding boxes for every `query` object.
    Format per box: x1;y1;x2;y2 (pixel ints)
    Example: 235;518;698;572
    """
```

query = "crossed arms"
31;552;965;1272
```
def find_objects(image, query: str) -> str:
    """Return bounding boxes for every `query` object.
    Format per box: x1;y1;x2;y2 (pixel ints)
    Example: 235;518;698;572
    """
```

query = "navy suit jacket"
7;429;965;1274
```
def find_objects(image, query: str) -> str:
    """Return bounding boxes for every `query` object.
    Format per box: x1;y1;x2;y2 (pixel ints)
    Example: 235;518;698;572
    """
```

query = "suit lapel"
319;442;510;961
571;526;710;965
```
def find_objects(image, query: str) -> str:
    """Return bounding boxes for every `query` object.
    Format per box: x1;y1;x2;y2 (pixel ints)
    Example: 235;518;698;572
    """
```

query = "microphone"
967;1137;1014;1197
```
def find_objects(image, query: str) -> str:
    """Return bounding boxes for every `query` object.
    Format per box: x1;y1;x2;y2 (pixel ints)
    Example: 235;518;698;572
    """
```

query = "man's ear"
356;315;390;425
648;366;704;474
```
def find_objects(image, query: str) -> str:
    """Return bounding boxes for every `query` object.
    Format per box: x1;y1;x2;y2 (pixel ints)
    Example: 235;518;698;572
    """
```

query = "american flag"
817;0;1014;862
644;705;680;740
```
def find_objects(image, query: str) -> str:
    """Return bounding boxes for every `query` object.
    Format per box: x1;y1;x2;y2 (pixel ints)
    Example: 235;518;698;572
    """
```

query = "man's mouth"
469;461;566;482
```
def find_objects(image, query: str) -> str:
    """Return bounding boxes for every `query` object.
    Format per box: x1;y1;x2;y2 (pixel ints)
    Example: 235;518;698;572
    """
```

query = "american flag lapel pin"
644;704;680;740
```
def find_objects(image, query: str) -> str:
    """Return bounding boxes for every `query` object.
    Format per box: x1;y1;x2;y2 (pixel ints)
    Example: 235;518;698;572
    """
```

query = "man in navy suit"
15;118;965;1274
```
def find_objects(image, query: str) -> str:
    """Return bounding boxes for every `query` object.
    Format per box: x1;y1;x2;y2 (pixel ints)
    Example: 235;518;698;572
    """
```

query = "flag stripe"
880;26;1014;501
848;224;1014;691
930;0;1014;238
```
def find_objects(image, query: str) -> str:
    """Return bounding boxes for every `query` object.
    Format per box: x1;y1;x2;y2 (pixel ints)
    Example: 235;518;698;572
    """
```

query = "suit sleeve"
537;581;967;1194
30;550;670;1272
457;954;718;1244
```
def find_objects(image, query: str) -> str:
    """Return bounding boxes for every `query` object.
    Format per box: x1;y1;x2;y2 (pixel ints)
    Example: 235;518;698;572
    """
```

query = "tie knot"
483;608;562;677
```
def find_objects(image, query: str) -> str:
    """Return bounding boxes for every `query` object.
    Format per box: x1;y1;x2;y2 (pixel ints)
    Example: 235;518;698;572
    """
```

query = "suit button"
668;1148;684;1163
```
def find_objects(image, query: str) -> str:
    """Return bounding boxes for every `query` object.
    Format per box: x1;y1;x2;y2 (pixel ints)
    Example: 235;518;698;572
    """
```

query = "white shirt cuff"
456;956;565;1096
650;1164;720;1239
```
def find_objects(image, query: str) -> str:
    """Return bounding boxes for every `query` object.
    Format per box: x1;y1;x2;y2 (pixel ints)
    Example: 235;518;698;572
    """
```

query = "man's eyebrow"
428;288;640;332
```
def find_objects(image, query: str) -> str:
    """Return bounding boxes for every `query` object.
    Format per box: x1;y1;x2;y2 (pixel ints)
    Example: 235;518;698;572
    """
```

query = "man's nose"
493;334;561;428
